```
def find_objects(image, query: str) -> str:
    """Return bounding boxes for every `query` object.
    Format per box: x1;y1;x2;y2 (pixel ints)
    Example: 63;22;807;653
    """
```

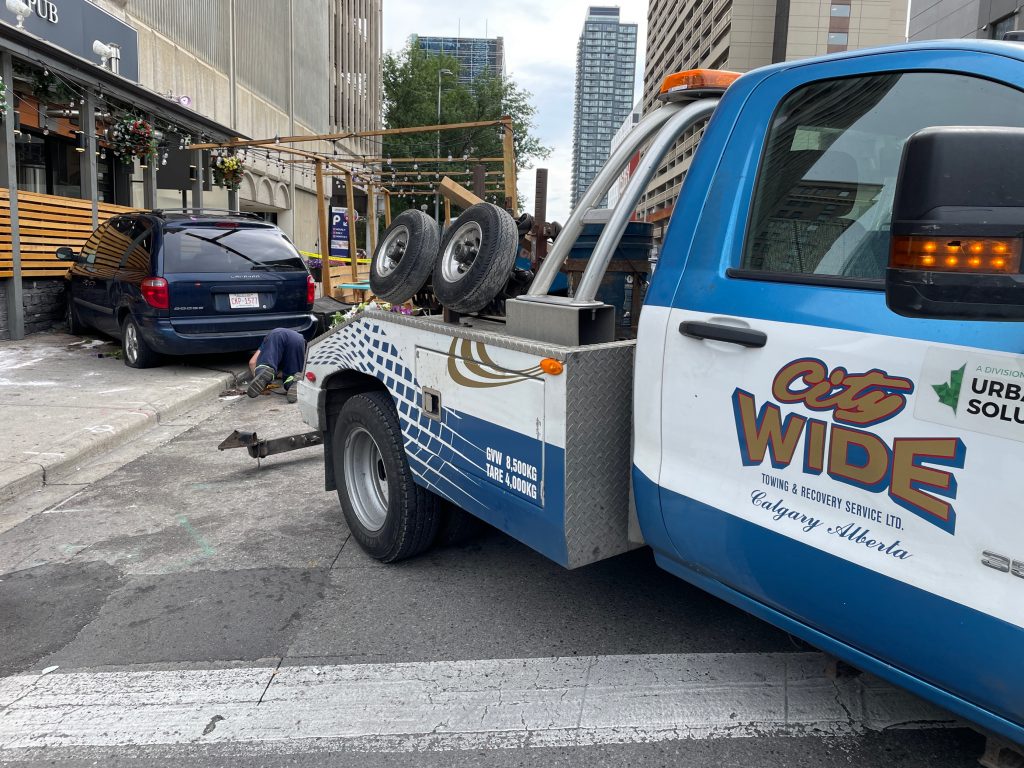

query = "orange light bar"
891;236;1022;273
658;69;741;100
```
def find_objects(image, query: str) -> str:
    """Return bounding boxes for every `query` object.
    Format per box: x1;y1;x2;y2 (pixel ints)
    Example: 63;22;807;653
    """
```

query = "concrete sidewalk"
0;332;247;504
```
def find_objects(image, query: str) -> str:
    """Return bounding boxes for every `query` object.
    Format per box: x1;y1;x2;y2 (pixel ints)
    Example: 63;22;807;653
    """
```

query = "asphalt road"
0;393;988;766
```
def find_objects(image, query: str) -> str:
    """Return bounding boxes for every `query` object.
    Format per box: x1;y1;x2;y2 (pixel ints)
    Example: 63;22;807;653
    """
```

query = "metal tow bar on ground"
218;430;324;468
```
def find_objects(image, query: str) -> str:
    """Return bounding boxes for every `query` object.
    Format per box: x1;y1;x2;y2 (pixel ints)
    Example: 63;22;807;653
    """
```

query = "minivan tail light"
141;277;169;309
306;274;315;305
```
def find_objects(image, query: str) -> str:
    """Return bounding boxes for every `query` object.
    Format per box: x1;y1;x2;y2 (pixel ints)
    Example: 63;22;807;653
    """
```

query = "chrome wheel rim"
344;426;389;532
375;225;410;278
441;221;482;283
124;322;138;364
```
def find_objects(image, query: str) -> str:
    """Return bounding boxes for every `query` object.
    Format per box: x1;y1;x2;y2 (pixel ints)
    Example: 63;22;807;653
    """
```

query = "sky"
381;1;650;223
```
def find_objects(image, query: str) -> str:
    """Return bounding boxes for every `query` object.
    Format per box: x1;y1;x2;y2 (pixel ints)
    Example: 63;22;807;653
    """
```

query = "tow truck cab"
301;40;1024;748
633;40;1024;748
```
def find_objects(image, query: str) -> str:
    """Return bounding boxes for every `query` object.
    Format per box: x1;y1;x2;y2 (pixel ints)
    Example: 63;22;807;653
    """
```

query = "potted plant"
109;115;156;164
212;154;244;190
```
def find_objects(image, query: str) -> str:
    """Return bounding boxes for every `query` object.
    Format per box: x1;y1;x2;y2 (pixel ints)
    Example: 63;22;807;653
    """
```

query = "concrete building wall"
908;0;1020;39
92;0;380;254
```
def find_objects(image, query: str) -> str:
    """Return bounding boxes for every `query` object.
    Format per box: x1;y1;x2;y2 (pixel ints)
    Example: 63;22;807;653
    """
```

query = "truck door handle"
679;321;767;348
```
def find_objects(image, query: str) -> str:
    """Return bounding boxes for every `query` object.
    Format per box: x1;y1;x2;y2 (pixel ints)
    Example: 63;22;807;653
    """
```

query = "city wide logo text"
732;358;964;535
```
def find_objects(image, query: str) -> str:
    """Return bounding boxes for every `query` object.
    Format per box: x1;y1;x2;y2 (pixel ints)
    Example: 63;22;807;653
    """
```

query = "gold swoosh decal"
446;339;543;389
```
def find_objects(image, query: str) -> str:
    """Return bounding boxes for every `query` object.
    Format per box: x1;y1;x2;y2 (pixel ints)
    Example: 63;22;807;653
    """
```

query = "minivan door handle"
679;321;767;348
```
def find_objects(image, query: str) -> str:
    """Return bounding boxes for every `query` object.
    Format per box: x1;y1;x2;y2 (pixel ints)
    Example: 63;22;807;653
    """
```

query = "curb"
0;369;238;502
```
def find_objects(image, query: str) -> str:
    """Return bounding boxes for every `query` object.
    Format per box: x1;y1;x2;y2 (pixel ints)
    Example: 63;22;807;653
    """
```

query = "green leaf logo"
932;364;965;413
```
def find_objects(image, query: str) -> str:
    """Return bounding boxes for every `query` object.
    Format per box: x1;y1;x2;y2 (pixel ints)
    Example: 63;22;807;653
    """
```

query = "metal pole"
1;51;24;340
435;67;452;224
142;160;156;210
143;113;157;209
82;91;98;227
435;69;441;224
191;149;204;209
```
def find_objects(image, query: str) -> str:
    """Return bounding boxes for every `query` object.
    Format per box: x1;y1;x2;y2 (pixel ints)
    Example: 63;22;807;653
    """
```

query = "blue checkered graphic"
308;319;488;509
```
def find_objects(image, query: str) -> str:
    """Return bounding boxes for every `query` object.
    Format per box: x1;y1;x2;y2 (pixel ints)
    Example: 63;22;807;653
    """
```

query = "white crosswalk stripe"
0;652;958;756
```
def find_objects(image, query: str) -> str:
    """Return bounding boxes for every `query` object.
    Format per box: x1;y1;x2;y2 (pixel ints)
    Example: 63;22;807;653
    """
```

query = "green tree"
380;43;550;213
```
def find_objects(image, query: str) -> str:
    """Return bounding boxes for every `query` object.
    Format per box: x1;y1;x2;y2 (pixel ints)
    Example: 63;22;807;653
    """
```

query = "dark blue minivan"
58;210;317;368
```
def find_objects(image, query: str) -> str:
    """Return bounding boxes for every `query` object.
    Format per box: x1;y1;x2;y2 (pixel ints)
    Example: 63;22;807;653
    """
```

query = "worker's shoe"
284;374;299;404
247;365;275;398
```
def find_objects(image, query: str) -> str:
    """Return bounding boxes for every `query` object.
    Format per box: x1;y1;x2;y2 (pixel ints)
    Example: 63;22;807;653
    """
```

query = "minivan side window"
90;217;136;276
740;72;1024;283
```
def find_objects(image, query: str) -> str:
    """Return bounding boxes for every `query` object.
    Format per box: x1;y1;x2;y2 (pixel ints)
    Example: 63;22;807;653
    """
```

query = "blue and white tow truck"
298;40;1024;750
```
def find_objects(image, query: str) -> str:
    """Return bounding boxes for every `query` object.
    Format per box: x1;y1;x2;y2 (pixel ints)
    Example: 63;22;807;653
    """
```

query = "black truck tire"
332;391;440;562
432;203;518;314
369;209;440;304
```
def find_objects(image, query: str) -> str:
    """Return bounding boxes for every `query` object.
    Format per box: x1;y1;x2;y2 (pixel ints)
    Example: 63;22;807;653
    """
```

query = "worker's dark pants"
256;328;305;384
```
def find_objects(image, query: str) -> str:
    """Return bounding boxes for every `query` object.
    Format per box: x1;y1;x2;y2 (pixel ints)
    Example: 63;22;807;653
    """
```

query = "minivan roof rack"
149;208;264;220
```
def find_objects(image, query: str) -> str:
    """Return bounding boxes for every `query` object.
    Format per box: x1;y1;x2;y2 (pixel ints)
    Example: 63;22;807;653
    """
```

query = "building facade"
92;0;382;251
1;0;381;339
571;6;638;209
639;0;907;236
414;35;505;87
909;0;1016;41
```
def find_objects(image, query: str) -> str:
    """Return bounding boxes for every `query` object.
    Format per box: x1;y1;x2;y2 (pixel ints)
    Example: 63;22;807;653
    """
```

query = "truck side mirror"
886;126;1024;321
55;246;78;262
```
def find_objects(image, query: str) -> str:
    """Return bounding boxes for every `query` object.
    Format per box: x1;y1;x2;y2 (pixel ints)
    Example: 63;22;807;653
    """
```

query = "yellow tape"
299;250;371;264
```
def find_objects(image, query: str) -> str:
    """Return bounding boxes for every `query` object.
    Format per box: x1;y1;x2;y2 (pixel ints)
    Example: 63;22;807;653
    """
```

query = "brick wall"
0;279;68;340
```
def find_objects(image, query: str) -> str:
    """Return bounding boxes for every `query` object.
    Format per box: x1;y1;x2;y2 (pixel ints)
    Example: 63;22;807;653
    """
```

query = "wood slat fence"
0;190;137;279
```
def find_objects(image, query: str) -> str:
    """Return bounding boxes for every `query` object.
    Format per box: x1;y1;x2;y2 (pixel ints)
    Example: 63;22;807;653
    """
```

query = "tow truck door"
651;51;1024;734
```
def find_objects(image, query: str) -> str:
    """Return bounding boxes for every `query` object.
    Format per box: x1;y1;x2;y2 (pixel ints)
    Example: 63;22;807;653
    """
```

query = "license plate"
229;293;260;309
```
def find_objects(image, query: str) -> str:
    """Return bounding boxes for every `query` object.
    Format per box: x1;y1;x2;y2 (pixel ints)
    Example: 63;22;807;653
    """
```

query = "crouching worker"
247;327;306;403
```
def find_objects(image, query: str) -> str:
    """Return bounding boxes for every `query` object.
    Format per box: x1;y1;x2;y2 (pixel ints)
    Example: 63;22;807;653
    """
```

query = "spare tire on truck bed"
369;209;439;304
432;203;518;314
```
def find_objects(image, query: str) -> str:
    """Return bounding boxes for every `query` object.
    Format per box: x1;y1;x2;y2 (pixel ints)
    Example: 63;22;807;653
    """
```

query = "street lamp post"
435;67;452;224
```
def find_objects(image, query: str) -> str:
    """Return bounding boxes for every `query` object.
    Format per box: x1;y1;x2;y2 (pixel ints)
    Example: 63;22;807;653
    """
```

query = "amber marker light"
891;236;1022;273
540;358;564;375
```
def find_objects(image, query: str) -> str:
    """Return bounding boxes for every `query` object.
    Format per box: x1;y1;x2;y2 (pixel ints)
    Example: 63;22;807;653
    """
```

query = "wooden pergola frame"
191;118;518;301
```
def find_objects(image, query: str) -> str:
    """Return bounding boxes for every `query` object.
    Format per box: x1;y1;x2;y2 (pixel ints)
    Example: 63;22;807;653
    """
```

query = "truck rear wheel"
331;391;440;562
432;203;518;314
369;210;439;304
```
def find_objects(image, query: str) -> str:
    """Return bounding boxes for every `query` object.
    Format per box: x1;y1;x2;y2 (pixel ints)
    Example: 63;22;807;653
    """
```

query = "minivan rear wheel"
122;315;161;369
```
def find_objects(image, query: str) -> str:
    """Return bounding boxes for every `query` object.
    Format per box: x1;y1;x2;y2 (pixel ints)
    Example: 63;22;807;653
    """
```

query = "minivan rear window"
162;226;307;273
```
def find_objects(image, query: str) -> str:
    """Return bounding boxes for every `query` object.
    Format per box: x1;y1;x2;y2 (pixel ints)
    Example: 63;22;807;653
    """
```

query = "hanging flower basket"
212;155;244;190
0;76;7;117
109;116;157;164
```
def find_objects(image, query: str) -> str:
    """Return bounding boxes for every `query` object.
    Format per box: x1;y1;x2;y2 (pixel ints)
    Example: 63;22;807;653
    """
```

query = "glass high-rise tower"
570;7;637;209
